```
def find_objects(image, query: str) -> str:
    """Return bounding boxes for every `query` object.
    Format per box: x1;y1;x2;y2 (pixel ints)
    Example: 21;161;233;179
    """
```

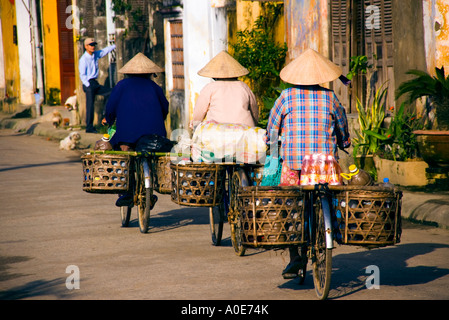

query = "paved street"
1;128;449;303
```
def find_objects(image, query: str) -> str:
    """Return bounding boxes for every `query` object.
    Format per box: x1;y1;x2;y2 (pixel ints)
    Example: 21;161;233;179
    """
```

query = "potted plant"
368;103;429;186
395;67;449;168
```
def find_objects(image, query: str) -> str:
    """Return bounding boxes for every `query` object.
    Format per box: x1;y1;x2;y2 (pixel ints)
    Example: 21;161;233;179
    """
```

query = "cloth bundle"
191;121;267;164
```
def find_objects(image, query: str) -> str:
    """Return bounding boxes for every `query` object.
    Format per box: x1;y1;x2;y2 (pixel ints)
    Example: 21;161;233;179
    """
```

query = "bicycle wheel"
229;170;246;256
209;202;225;246
137;159;152;234
120;206;132;227
311;196;332;300
210;169;229;246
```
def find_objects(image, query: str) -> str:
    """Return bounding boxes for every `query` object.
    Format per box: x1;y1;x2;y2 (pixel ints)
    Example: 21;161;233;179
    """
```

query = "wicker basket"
334;187;402;247
236;186;305;248
154;156;172;194
170;163;226;207
81;153;132;194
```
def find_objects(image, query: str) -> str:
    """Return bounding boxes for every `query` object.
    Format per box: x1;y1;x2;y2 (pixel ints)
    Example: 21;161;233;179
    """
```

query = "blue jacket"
104;77;169;147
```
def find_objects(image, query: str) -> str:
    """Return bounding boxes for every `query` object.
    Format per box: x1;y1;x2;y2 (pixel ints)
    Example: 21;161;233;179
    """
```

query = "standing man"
79;37;116;133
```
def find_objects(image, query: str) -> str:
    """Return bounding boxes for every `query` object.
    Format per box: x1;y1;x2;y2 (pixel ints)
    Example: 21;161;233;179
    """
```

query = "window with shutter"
331;0;394;112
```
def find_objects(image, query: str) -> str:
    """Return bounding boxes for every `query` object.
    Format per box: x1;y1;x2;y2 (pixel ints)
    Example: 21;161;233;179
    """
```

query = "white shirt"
78;45;116;87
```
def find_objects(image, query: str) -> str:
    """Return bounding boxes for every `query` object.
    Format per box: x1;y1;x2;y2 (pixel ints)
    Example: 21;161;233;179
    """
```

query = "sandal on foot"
150;195;158;210
282;260;303;279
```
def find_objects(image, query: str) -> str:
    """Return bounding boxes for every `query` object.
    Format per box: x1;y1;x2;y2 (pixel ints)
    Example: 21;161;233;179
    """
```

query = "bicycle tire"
137;159;152;234
209;203;225;246
229;170;246;256
312;196;332;300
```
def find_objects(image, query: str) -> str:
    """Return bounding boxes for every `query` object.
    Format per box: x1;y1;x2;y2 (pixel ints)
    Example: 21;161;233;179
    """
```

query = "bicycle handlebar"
85;150;191;158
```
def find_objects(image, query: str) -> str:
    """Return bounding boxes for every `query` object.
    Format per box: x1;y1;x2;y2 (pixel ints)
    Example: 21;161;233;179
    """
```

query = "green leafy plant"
111;0;146;35
352;82;388;160
365;103;424;161
347;55;371;81
396;66;449;130
231;2;287;101
46;88;61;106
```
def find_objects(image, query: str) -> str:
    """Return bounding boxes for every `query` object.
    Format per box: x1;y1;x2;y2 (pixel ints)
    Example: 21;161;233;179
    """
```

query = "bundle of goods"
81;153;132;193
191;121;267;164
170;162;226;207
235;187;305;248
333;186;402;248
300;153;343;186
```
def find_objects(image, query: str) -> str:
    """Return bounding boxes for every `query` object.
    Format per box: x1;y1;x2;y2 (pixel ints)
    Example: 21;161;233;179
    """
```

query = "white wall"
16;0;35;105
183;0;229;129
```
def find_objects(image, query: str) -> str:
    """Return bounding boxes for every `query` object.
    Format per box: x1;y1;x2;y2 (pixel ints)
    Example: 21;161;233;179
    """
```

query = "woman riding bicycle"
265;48;351;279
102;53;168;207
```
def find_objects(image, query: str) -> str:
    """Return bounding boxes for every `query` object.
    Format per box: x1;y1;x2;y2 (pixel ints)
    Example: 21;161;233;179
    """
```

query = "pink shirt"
192;80;259;127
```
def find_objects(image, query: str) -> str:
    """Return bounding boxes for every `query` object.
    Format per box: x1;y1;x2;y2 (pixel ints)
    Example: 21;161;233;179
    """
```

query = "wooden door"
57;0;75;103
170;19;184;90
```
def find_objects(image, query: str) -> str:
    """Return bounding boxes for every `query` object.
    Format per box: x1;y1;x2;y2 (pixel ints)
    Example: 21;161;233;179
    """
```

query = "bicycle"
227;178;335;300
228;174;402;300
119;152;157;233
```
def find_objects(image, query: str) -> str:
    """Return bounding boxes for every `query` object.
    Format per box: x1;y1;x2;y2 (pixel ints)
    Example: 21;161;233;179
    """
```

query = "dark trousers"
83;79;111;132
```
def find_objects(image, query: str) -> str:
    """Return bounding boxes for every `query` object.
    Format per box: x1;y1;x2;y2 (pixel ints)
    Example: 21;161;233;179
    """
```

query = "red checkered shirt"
265;85;350;170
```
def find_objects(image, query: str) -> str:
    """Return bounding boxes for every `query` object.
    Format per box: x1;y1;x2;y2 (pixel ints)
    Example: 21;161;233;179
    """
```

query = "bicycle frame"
305;185;335;250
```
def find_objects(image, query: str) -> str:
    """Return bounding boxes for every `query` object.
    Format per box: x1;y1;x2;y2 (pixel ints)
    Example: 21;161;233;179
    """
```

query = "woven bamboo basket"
333;187;402;247
170;163;226;207
236;186;305;248
81;153;132;194
154;156;172;194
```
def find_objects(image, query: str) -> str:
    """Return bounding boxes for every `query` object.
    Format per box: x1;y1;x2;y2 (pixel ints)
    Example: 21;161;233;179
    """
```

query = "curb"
0;113;101;149
401;191;449;229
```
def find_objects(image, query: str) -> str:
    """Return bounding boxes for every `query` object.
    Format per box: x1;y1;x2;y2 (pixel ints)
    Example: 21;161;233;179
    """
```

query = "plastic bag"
136;134;175;153
260;155;282;186
300;153;343;186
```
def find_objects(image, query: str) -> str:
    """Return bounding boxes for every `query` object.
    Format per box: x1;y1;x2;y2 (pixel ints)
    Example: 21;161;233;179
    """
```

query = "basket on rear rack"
235;186;305;248
81;153;132;194
170;163;226;207
154;156;172;194
333;186;402;248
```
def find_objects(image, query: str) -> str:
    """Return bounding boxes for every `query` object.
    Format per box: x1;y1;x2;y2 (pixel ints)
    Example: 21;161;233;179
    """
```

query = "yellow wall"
1;0;20;100
234;0;284;45
41;0;61;99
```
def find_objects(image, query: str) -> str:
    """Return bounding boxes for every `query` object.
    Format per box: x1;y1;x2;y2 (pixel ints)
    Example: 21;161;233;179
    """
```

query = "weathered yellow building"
0;0;21;108
41;0;62;104
0;0;70;112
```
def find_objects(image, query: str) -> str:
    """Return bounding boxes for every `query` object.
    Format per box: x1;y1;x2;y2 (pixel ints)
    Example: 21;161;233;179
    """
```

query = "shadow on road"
0;159;81;172
279;242;449;299
0;278;70;300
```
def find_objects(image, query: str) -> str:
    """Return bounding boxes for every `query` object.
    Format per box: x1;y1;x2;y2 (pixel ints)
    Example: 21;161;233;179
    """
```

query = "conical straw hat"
118;53;164;74
280;48;342;85
198;51;249;78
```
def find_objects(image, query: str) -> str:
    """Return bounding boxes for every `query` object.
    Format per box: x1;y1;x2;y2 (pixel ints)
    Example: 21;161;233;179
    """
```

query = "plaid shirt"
266;85;350;170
